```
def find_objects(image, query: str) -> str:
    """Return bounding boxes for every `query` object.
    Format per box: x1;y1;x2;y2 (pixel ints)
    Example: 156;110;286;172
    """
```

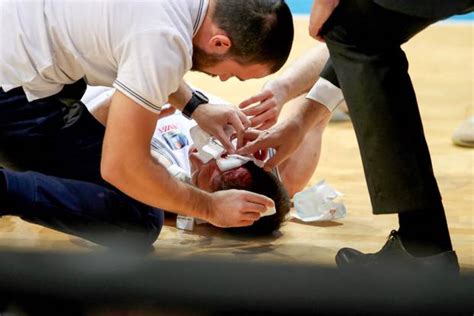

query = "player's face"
189;147;225;192
192;46;271;82
198;60;271;82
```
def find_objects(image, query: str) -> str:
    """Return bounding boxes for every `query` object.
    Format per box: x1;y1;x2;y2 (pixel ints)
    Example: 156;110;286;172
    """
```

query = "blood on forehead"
220;166;253;190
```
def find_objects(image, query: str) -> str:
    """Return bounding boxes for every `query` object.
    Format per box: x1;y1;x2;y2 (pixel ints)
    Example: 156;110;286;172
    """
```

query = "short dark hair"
217;162;291;236
212;0;294;73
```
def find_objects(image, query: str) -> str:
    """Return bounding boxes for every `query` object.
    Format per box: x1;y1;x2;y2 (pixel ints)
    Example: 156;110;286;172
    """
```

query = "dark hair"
218;162;291;236
212;0;294;73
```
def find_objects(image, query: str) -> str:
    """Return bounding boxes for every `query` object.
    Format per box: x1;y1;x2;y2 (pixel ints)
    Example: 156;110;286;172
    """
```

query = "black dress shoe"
336;230;460;275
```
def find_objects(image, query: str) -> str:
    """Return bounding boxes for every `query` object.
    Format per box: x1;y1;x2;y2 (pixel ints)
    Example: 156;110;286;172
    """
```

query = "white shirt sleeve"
113;28;191;113
306;77;345;112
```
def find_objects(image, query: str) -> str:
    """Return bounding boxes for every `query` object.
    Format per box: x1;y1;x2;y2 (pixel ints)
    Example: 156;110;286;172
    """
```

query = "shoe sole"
452;138;474;148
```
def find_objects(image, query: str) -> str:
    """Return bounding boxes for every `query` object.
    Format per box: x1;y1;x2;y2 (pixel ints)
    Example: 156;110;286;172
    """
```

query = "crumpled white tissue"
190;126;265;171
292;180;346;222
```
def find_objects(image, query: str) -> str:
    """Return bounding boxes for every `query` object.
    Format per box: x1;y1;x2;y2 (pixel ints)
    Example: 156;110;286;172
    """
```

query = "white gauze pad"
190;126;225;163
216;154;265;172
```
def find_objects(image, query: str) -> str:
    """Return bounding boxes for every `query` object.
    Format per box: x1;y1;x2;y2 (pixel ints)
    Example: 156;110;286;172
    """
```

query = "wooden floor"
0;20;472;271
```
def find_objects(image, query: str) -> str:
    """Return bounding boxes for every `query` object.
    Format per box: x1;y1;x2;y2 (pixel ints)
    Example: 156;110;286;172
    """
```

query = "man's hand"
206;190;275;227
239;80;289;130
309;0;339;41
238;98;331;171
237;118;308;172
192;103;250;152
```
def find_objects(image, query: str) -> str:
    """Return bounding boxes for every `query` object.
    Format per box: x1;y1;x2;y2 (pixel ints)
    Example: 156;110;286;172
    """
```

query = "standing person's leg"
0;168;163;250
321;0;460;269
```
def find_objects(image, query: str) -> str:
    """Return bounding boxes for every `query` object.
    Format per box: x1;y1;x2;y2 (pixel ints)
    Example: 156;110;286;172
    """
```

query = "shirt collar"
192;0;209;36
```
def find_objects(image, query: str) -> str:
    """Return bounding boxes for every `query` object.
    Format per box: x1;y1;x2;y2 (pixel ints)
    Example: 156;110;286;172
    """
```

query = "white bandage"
190;126;223;163
306;77;344;112
261;207;276;217
216;154;265;172
190;126;265;171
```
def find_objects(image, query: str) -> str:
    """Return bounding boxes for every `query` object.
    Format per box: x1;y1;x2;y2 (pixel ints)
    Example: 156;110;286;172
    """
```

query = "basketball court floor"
0;19;472;271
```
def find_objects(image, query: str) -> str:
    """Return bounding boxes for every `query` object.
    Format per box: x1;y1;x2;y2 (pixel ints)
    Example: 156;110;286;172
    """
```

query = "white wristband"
306;77;344;112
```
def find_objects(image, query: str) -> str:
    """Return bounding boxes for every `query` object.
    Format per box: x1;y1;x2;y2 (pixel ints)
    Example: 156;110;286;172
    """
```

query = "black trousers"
0;81;163;249
320;0;473;214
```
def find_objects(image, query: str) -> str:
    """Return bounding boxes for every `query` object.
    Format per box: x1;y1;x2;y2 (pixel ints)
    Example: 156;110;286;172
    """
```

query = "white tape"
176;215;195;231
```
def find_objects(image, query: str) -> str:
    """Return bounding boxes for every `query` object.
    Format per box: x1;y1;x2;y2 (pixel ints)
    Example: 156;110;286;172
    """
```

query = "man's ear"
209;35;232;54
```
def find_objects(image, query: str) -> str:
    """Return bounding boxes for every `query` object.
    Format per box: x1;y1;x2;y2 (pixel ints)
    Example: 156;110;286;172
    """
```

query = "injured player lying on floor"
154;115;290;235
84;86;329;235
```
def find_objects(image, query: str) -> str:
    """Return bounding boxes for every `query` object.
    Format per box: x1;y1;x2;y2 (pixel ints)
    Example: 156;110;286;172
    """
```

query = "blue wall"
286;0;312;14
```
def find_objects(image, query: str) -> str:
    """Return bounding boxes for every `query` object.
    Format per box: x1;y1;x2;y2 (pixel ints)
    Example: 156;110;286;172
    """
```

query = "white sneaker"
452;116;474;148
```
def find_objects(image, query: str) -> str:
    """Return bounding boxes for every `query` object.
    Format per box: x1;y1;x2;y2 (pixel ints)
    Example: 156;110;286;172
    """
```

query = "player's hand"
206;190;275;228
193;103;251;152
309;0;339;42
237;118;307;171
239;80;288;130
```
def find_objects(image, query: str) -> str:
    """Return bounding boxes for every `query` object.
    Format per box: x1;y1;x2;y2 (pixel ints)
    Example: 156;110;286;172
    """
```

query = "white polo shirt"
83;86;282;183
0;0;208;113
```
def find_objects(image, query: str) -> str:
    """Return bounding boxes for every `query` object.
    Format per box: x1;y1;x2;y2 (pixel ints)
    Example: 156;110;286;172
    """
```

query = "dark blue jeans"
0;80;163;249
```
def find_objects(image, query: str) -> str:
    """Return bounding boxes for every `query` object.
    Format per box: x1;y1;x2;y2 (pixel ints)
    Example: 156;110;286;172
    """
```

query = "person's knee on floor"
0;168;164;251
0;168;7;215
102;207;164;252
